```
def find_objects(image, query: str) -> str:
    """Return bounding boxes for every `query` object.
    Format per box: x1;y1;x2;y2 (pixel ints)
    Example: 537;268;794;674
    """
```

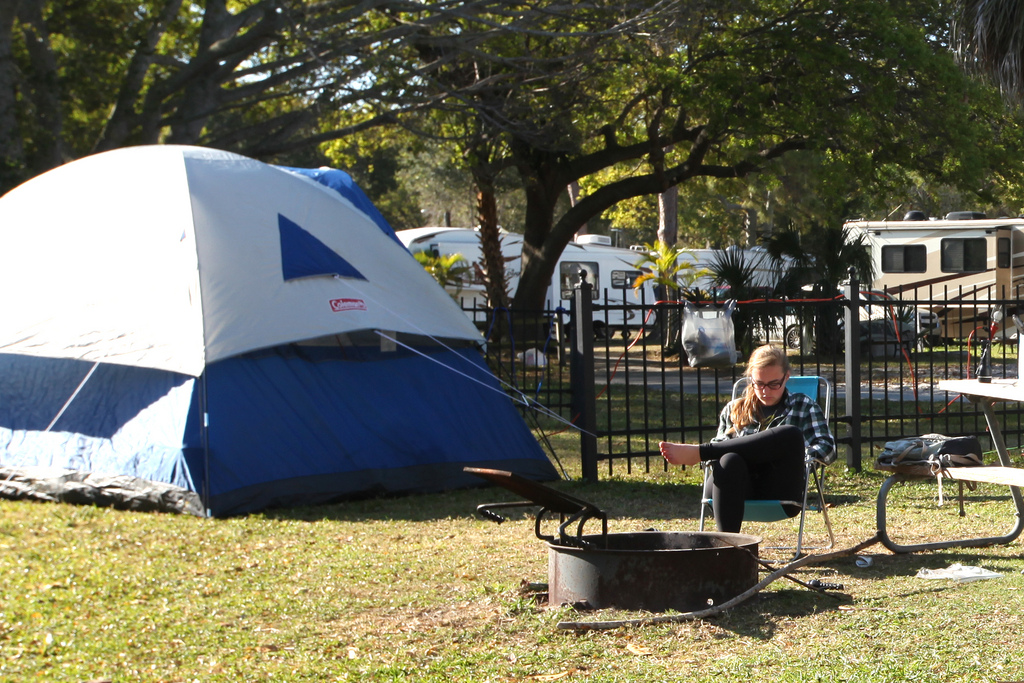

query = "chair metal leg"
699;464;710;531
793;463;833;558
815;466;836;550
793;462;813;557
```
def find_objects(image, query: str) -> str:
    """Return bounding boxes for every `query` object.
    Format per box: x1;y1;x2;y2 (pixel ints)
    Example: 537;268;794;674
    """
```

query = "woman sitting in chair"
660;345;835;533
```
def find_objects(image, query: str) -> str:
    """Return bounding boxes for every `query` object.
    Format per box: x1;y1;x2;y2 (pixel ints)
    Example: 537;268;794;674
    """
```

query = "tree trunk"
95;0;184;152
475;176;507;315
659;185;681;355
514;180;563;312
0;0;24;191
661;290;683;357
513;176;567;344
657;184;678;246
568;180;588;239
744;206;759;247
16;0;65;175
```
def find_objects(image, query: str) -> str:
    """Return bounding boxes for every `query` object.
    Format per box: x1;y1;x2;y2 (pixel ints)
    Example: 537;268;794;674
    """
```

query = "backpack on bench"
877;434;984;469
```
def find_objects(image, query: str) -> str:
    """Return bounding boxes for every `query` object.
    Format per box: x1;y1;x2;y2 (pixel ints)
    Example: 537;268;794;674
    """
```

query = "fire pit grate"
464;466;608;548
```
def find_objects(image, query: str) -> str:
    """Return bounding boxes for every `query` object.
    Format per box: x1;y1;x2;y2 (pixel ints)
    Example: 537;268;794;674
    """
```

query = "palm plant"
413;251;472;298
632;242;710;298
763;224;876;353
633;242;709;354
953;0;1024;101
705;248;772;354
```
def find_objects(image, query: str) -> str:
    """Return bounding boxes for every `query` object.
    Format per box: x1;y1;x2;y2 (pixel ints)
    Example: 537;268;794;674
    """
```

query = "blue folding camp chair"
699;375;836;556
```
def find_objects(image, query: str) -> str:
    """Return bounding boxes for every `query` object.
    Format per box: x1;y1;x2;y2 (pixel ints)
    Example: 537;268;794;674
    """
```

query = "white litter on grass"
855;556;873;568
915;563;1002;583
516;348;548;367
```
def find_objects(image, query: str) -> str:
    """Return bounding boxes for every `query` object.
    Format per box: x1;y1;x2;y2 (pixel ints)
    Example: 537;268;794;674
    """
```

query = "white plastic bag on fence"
681;300;738;368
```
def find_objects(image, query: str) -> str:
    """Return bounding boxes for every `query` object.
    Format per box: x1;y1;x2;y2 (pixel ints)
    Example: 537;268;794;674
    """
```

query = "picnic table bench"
875;379;1024;553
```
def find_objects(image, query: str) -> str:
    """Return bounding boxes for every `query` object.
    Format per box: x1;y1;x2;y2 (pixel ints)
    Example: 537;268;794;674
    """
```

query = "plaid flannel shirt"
711;389;836;464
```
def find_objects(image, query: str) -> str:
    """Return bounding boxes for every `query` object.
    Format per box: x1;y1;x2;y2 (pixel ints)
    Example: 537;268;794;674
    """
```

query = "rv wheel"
784;324;802;351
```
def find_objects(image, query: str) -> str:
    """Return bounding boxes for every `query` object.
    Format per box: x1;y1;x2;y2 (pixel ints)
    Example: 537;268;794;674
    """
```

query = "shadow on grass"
618;587;857;641
700;546;1018;639
258;479;696;528
262;477;715;524
806;546;1022;593
262;475;868;527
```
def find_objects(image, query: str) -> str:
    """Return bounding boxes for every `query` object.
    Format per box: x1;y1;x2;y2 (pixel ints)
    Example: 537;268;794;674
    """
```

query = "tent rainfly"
0;145;557;516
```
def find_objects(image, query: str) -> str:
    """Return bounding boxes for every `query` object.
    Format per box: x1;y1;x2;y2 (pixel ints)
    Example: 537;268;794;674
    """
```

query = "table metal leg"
876;471;1024;552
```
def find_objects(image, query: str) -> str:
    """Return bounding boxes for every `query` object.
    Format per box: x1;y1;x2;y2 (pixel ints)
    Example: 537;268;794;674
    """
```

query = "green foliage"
764;224;875;294
601;194;661;246
705;249;766;299
632;242;710;299
591;0;1024;262
413;250;472;295
322;126;427;231
6;0;1024;300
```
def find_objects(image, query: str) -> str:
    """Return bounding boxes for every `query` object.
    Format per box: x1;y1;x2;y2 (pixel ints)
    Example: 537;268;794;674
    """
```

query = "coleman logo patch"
330;298;367;312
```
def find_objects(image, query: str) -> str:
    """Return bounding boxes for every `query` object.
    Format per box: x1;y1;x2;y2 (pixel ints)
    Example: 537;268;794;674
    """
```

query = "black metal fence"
470;275;1023;478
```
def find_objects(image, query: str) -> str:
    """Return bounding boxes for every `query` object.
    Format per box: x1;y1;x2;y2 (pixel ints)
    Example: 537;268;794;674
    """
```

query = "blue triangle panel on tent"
278;214;366;282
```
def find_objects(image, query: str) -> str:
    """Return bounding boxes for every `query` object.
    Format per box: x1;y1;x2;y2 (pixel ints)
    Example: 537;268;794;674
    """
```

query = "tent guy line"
336;271;593;438
45;361;98;432
333;273;587;440
373;329;594;439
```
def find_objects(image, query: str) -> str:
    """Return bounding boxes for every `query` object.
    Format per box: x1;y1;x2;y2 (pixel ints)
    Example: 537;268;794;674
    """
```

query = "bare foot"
659;441;701;467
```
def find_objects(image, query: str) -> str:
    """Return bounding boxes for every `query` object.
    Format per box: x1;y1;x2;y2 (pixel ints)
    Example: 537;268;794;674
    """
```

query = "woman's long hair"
729;345;791;433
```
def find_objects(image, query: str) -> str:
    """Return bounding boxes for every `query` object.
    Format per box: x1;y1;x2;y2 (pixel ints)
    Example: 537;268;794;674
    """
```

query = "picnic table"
875;378;1024;553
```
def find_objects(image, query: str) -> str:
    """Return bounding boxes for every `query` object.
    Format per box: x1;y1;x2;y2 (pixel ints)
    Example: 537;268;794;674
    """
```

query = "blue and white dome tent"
0;145;556;516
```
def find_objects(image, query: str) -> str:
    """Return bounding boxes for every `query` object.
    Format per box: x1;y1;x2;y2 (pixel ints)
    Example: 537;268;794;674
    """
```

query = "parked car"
859;289;941;345
778;289;939;353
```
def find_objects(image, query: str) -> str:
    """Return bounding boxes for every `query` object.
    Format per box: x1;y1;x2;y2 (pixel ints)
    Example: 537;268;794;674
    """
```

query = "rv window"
560;261;599;299
998;237;1011;269
940;238;987;273
881;245;926;273
611;269;642;289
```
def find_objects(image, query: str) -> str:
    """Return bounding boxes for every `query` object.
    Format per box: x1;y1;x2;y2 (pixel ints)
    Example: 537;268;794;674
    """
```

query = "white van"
397;227;658;338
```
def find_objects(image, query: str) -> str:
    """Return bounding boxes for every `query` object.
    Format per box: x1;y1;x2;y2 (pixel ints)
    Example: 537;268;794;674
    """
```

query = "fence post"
844;269;862;470
571;270;599;481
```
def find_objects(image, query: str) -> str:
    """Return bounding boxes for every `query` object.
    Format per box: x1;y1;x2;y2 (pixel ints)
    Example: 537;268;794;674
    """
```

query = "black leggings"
700;424;806;533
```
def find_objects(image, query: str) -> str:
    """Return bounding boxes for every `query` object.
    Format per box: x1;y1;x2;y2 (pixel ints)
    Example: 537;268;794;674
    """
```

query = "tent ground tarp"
0;466;203;515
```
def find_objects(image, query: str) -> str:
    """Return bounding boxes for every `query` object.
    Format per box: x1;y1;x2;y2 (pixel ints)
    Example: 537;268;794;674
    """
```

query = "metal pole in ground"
571;270;598;481
844;268;862;471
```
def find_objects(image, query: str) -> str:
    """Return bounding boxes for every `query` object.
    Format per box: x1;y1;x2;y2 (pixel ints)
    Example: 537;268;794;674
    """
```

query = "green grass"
5;458;1024;682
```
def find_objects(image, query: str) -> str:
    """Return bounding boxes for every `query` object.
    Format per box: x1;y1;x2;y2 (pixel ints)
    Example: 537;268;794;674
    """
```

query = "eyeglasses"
752;378;786;390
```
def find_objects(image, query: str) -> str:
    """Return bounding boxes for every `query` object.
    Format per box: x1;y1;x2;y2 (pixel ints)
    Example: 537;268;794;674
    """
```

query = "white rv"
397;227;658;338
845;211;1024;338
